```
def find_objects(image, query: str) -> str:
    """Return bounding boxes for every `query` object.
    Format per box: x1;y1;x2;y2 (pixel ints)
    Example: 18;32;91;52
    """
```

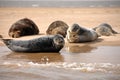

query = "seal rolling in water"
0;34;65;52
8;18;39;38
67;24;98;43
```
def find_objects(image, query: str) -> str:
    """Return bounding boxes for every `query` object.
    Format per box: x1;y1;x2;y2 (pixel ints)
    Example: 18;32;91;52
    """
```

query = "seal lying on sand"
0;34;64;52
9;18;39;38
46;20;69;38
93;23;118;36
66;24;98;43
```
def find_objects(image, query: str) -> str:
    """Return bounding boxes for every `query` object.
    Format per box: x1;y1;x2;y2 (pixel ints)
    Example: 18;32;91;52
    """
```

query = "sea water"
0;45;120;80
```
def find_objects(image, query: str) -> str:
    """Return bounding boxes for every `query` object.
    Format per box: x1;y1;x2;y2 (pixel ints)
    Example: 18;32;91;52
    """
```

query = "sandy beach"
0;7;120;46
0;7;120;80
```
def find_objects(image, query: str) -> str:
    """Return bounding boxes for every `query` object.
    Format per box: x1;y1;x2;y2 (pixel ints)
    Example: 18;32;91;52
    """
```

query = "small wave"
1;61;120;73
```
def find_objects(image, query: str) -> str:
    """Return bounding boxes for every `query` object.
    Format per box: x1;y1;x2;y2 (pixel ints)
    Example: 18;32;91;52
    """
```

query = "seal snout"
53;35;65;46
58;38;64;44
9;31;21;38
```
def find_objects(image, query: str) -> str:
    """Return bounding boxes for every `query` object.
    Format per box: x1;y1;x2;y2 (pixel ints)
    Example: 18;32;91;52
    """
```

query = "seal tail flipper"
0;35;11;46
112;30;118;34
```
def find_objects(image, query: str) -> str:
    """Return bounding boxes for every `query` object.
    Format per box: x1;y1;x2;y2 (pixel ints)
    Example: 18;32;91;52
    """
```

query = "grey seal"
0;34;64;52
9;18;39;38
67;24;98;43
46;20;69;38
93;23;118;36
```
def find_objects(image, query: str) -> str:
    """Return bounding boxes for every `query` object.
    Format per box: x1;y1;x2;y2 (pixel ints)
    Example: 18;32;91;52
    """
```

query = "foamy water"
1;61;120;73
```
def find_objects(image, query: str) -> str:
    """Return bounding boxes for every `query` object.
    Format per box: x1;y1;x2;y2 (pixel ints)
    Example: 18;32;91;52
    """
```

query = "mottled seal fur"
67;24;98;43
93;23;118;36
46;20;69;38
9;18;39;38
0;34;64;52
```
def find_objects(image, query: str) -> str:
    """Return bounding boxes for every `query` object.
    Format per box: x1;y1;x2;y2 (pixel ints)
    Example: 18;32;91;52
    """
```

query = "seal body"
9;18;39;38
1;34;65;52
93;23;118;36
67;24;98;43
46;20;69;38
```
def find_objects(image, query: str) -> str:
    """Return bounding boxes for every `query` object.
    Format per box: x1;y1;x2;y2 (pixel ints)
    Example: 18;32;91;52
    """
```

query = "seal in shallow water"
93;23;118;36
0;34;64;52
8;18;39;38
46;20;69;38
66;24;98;43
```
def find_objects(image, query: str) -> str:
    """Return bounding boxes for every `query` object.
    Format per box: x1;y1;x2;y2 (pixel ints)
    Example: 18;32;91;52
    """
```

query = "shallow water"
0;45;120;80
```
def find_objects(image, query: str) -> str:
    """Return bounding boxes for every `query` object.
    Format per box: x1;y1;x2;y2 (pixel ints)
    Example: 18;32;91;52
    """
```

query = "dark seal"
46;20;69;38
67;24;98;43
93;23;118;36
8;18;39;38
0;34;64;52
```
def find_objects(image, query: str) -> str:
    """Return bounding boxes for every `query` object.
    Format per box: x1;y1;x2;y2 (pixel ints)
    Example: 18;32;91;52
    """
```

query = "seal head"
9;18;39;38
46;20;69;38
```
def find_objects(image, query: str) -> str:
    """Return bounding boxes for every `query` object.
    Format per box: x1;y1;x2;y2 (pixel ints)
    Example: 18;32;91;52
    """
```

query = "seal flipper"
0;35;29;52
112;29;118;34
0;35;11;45
2;39;12;46
5;40;30;52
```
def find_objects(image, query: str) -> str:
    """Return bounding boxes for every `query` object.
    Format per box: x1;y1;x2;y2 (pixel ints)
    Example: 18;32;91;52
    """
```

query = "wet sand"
0;7;120;80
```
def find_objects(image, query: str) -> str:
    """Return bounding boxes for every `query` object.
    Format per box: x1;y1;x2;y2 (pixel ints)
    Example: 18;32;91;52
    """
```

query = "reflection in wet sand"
66;45;97;53
61;46;120;64
2;52;64;64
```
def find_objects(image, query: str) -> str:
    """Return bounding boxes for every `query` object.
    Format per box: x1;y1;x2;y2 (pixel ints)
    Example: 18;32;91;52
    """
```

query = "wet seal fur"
93;23;118;36
67;24;98;43
0;34;65;52
46;20;69;38
9;18;39;38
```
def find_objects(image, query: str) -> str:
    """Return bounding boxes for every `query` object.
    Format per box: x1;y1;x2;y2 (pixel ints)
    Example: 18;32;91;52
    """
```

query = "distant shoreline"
0;1;120;8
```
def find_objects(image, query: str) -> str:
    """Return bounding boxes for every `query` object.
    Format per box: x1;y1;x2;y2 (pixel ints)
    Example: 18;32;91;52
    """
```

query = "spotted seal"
93;23;118;36
0;34;64;52
8;18;39;38
46;20;69;38
66;24;98;43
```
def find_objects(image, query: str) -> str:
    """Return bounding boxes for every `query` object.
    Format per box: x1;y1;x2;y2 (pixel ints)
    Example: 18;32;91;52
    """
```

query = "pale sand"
0;7;120;46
